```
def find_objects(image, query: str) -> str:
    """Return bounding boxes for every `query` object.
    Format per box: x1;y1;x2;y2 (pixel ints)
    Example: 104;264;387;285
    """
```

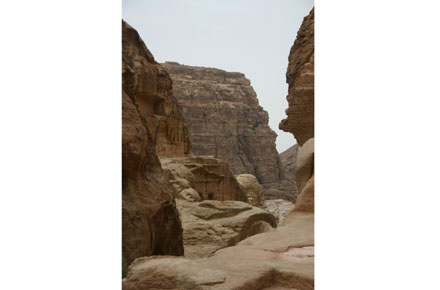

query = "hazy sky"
122;0;314;153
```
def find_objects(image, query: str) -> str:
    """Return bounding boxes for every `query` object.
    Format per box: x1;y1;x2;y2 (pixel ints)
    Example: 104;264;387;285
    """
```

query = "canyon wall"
122;21;192;157
162;62;297;201
279;8;314;146
280;8;314;214
122;20;185;266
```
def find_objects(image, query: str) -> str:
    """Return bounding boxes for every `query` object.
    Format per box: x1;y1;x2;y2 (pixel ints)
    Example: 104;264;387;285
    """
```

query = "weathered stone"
161;156;247;202
122;21;192;157
177;199;276;258
262;199;295;225
122;211;314;290
162;62;297;201
280;144;299;191
279;8;314;146
293;138;314;213
122;20;185;265
236;174;264;207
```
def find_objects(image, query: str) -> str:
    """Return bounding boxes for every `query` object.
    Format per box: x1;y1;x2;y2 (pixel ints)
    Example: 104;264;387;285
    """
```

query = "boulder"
236;174;265;207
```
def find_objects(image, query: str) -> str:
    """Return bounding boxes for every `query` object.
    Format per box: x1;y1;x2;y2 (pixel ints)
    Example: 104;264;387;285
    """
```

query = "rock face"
162;62;297;201
293;138;314;213
280;144;299;191
235;174;264;207
122;20;184;266
279;8;314;146
122;22;192;157
177;199;276;258
161;156;247;202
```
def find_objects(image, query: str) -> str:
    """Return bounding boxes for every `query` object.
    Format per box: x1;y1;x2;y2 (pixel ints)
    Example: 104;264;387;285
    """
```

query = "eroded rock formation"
123;21;191;157
122;210;313;290
162;62;297;201
122;20;185;266
279;8;314;146
178;199;276;258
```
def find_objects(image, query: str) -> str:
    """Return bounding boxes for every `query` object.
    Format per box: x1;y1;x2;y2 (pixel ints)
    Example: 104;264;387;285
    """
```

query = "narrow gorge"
122;6;314;289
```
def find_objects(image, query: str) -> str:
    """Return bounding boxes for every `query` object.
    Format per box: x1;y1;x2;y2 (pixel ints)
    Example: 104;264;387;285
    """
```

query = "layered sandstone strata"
122;20;185;266
279;8;314;146
162;62;297;201
123;21;191;157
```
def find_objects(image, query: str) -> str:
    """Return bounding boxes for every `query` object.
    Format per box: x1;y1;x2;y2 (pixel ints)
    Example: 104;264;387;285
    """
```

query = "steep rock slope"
279;8;314;146
122;20;185;266
162;62;297;201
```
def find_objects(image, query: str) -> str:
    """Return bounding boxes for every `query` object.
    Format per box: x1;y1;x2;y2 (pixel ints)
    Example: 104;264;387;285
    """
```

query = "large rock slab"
122;20;185;266
178;199;277;258
279;8;314;146
162;62;297;201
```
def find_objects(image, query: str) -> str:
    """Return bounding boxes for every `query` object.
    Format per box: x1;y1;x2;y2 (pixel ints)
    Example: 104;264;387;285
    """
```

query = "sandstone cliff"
122;22;191;157
279;8;314;146
162;62;297;201
279;8;315;214
122;20;185;266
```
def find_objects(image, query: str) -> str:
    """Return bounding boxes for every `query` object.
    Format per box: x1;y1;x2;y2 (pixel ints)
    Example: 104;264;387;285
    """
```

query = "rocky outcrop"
122;20;184;266
162;62;297;201
177;199;276;258
122;211;314;290
279;8;314;146
161;156;247;202
235;174;264;207
123;21;191;157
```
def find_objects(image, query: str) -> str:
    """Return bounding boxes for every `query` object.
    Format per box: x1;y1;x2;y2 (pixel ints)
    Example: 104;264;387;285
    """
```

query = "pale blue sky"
122;0;314;152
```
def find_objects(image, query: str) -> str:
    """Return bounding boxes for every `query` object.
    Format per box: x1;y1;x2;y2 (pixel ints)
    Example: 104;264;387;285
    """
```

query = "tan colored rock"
279;8;314;146
122;21;191;157
122;211;314;290
161;156;247;202
162;62;297;201
280;144;299;192
236;174;264;207
262;199;295;225
122;79;183;265
177;199;276;258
